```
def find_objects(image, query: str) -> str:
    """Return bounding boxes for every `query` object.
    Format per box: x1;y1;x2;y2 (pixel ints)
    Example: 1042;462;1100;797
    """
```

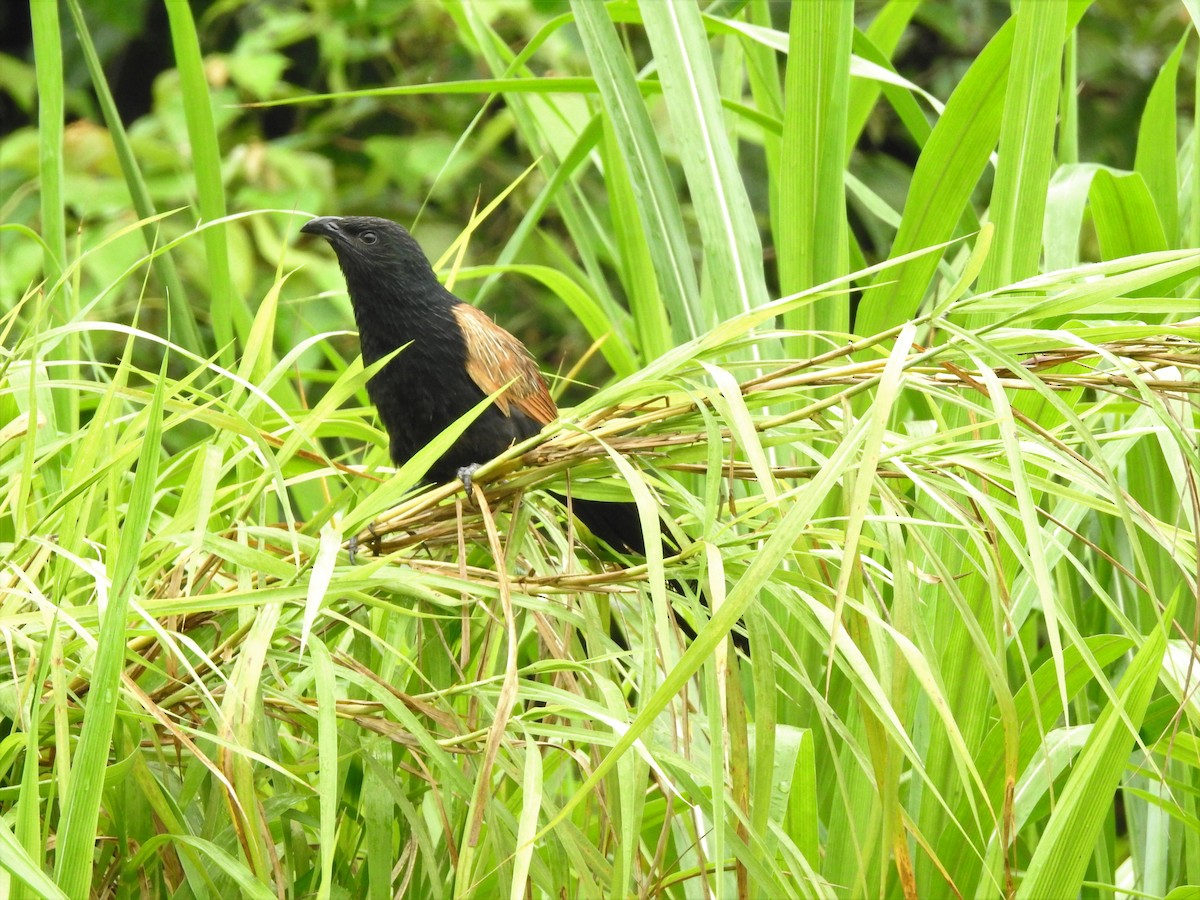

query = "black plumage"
300;214;647;553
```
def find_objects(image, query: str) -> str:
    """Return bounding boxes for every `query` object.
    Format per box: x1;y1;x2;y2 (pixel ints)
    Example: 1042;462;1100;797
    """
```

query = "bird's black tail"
561;495;648;555
556;494;750;654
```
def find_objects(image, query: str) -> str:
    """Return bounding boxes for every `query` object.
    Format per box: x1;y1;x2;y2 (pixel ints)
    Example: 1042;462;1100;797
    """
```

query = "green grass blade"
164;0;244;363
847;0;920;149
309;636;337;900
1192;37;1199;249
29;0;65;288
64;0;202;353
509;727;543;900
125;834;276;899
743;0;785;245
0;815;68;900
1135;32;1188;246
778;0;853;349
1043;162;1104;270
599;119;673;362
537;410;874;842
857;19;1014;333
849;30;935;160
1089;169;1170;259
571;0;704;342
53;351;171;896
640;0;770;322
1060;32;1079;165
29;0;74;438
976;0;1068;292
1018;607;1169;898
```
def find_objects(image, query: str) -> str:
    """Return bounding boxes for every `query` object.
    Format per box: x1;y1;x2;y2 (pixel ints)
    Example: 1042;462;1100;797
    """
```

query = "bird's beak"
300;216;343;239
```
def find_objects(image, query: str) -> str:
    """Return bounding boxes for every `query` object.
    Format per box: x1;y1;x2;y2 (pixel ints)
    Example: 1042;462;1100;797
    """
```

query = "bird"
302;214;752;654
299;214;650;555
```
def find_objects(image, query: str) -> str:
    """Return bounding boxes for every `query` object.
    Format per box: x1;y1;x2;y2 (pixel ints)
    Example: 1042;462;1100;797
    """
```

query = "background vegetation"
1;0;1198;897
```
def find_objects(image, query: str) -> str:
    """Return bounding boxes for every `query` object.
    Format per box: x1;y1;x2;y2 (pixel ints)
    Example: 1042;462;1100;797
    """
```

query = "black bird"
302;214;753;654
300;214;648;554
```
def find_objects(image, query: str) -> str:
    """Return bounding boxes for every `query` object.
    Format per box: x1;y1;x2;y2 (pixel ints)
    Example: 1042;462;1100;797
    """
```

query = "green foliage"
0;1;1198;897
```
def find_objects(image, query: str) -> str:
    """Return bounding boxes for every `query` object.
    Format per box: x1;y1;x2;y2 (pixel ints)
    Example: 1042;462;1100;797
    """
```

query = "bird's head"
301;215;438;295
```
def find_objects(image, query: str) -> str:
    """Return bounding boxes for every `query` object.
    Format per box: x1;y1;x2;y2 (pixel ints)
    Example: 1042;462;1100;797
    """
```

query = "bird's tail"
561;495;648;555
556;494;750;654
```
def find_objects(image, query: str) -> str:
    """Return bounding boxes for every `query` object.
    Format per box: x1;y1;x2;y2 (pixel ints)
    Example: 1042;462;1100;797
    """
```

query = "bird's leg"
348;521;383;563
457;463;482;501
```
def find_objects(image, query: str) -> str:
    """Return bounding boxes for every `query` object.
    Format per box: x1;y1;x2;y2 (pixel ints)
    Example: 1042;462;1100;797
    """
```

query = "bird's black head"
301;215;439;298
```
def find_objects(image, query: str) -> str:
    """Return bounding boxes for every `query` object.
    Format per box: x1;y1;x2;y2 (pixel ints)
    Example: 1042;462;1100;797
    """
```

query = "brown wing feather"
453;303;558;426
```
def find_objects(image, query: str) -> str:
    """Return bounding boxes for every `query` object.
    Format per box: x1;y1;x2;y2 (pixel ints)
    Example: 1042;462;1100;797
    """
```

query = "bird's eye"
360;231;378;245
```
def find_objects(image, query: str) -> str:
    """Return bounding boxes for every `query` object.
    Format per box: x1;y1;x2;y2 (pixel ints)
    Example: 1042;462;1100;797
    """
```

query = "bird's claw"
457;463;481;498
348;521;383;564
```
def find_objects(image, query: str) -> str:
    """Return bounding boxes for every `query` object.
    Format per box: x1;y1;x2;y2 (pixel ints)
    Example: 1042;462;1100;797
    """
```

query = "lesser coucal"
300;214;650;554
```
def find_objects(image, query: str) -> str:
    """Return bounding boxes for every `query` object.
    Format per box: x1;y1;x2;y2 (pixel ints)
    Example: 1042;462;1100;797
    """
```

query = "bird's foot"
457;463;481;498
348;521;383;564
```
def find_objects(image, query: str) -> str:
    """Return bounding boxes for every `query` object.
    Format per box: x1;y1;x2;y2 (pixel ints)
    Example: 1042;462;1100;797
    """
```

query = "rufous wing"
453;303;558;426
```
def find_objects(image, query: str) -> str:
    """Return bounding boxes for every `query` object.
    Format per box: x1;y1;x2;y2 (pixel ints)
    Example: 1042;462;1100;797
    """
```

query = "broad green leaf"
1135;32;1189;245
1089;169;1171;260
